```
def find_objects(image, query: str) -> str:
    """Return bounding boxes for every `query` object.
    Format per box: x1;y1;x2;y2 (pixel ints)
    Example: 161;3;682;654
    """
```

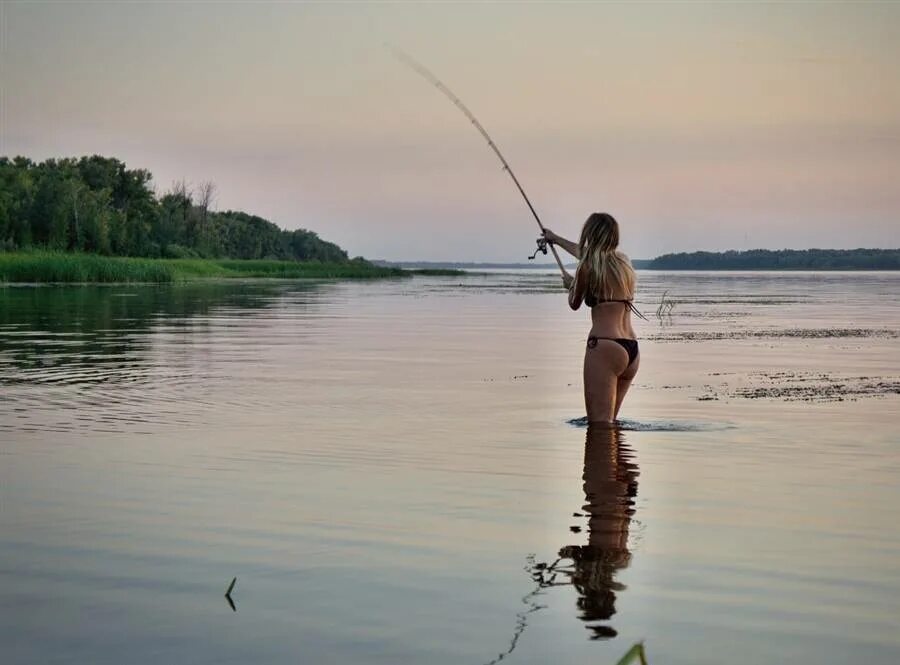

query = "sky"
2;1;898;261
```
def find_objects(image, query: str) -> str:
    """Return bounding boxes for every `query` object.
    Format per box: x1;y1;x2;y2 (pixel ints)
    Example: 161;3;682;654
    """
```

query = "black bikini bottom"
586;336;639;366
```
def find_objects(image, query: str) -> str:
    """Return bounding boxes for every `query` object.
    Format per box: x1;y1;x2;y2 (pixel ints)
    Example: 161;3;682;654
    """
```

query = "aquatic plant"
656;290;676;317
0;252;408;283
615;643;648;665
0;251;175;283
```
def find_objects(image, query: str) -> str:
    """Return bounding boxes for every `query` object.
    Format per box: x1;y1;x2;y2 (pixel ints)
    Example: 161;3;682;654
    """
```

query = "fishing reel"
528;236;548;260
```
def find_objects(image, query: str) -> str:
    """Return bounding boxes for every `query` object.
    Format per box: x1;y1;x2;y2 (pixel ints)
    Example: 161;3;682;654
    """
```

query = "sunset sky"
3;1;898;261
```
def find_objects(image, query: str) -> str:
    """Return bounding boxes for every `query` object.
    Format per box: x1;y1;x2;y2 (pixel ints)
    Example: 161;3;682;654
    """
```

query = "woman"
544;213;641;425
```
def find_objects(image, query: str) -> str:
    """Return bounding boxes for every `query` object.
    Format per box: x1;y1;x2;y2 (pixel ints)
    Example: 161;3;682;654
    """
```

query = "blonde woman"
544;213;642;425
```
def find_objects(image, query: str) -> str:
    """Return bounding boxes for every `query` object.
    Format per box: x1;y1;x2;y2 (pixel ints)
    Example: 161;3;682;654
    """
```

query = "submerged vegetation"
647;248;900;270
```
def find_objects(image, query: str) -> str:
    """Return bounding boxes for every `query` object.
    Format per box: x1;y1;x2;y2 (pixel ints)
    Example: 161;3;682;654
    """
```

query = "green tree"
30;172;73;249
0;154;357;264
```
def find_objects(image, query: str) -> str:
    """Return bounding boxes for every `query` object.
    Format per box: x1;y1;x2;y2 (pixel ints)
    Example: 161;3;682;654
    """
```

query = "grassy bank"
0;252;410;283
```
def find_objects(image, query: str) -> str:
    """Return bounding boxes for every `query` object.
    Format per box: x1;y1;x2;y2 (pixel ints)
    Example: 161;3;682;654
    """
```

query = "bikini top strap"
627;300;649;321
589;297;649;320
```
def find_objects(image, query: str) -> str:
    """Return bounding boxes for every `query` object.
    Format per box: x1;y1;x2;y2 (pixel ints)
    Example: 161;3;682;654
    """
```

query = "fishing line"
388;45;566;276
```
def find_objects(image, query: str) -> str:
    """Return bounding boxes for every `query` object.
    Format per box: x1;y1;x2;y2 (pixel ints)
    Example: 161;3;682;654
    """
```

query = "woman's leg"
584;341;629;424
613;354;640;420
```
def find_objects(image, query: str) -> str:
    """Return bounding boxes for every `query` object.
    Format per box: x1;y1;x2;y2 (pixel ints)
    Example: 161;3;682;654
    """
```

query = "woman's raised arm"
543;229;580;259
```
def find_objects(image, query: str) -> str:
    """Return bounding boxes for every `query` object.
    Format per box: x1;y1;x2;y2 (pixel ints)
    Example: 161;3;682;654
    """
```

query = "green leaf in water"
614;642;648;665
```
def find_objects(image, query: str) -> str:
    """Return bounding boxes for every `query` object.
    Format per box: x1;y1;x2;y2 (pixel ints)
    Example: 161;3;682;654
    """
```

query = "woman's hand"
542;228;580;259
561;271;574;290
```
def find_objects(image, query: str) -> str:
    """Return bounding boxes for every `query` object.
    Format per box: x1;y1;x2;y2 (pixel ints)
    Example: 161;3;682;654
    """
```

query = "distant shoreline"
646;249;899;270
377;249;900;271
4;249;897;284
372;260;580;270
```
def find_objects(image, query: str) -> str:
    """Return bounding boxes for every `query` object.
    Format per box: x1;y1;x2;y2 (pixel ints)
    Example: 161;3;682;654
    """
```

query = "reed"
0;252;409;283
206;259;405;279
0;251;175;283
656;290;676;317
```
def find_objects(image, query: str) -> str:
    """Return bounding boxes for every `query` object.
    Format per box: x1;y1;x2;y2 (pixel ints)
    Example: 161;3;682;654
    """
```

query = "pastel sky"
2;1;898;261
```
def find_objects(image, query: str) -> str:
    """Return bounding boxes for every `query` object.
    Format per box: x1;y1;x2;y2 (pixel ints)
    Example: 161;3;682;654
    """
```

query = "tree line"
647;248;899;270
0;155;349;262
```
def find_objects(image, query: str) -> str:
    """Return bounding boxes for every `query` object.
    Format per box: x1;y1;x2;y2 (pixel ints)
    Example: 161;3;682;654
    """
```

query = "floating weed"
648;328;900;341
697;370;900;402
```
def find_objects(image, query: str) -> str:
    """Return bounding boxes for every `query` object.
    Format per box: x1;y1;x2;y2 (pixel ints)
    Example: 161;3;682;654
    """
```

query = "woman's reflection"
534;424;639;640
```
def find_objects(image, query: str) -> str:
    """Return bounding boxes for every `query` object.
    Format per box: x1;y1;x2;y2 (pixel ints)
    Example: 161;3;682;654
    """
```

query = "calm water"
1;271;898;664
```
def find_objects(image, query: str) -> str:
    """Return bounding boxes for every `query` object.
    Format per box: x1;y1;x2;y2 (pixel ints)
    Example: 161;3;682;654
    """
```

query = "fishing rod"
389;46;567;276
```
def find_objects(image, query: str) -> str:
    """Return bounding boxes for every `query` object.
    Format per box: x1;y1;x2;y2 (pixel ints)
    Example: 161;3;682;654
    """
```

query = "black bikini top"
585;295;648;320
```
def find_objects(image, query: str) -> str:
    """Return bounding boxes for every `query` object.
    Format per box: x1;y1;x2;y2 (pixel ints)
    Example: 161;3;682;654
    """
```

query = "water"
1;271;898;664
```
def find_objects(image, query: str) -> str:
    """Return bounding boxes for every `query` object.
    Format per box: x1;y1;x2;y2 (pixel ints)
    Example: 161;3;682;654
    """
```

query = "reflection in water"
0;282;325;434
487;426;639;663
534;425;639;640
483;556;547;665
0;283;294;378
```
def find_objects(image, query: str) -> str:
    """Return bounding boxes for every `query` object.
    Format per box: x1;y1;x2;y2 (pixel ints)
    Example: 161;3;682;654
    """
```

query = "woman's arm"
566;264;586;311
543;229;580;259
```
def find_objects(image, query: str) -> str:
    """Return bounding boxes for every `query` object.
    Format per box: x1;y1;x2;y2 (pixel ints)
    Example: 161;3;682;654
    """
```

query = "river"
2;271;898;664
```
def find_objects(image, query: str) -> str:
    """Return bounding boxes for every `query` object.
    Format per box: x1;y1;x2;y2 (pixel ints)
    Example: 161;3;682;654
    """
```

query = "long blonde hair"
577;212;636;301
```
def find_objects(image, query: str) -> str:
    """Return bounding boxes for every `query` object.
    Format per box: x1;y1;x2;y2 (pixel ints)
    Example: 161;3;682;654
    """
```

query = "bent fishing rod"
389;46;567;276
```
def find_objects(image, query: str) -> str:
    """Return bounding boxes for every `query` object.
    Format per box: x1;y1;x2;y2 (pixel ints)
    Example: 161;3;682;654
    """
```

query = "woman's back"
578;246;638;340
589;300;636;340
